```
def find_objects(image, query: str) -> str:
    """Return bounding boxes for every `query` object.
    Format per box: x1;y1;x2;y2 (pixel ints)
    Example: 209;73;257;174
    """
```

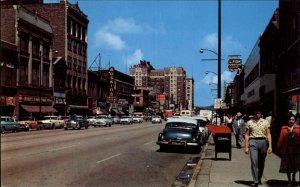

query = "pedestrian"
244;109;272;187
277;114;300;186
232;112;245;148
224;113;233;130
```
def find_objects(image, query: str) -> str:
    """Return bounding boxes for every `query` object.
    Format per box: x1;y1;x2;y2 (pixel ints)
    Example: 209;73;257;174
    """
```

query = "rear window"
166;122;196;129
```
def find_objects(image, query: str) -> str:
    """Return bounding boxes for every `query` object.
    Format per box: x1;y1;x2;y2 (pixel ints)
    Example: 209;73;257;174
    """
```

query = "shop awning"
68;105;89;109
21;105;57;113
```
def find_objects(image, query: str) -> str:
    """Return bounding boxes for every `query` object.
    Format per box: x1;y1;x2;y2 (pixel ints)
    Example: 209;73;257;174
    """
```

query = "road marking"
48;145;75;152
96;153;121;164
144;140;155;145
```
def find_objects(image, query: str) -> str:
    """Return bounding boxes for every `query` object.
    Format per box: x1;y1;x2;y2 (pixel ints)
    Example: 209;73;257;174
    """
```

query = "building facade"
1;5;55;119
24;0;89;115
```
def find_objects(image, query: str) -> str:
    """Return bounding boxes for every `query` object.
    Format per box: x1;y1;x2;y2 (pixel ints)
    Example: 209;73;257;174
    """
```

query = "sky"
46;0;279;107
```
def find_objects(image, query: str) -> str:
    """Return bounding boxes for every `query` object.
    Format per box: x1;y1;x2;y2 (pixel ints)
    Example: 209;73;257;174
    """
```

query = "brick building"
24;0;89;115
0;4;55;118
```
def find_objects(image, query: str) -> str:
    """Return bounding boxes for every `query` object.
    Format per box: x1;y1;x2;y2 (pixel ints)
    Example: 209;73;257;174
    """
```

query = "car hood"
162;128;197;140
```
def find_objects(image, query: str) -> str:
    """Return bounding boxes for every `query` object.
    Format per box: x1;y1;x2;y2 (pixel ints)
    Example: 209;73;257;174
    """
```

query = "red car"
18;116;40;131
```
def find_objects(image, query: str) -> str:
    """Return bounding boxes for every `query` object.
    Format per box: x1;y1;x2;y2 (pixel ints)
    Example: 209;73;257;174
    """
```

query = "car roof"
166;117;197;124
190;116;209;121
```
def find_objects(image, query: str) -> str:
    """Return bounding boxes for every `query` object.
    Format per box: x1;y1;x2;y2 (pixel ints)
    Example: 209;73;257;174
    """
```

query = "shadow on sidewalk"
234;179;295;187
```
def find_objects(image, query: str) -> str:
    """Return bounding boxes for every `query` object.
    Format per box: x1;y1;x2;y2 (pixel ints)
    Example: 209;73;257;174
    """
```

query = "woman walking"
277;114;300;185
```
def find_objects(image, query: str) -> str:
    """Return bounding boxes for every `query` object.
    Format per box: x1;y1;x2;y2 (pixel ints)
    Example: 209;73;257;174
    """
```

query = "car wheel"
52;124;55;129
64;127;68;130
85;125;88;129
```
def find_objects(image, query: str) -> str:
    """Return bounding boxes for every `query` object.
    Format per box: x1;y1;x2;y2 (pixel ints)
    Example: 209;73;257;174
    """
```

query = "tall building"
1;4;55;118
186;77;194;111
130;61;192;111
24;0;89;115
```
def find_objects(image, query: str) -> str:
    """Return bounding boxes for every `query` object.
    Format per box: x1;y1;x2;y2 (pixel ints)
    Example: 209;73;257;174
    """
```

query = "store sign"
228;58;242;72
214;98;222;109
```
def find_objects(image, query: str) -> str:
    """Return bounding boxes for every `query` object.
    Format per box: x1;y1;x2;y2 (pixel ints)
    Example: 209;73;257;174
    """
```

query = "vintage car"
1;116;20;133
18;116;40;131
87;116;96;125
120;116;133;125
112;116;121;124
64;115;89;130
156;117;202;150
93;116;112;127
151;116;162;124
38;116;65;129
190;116;211;144
132;116;143;123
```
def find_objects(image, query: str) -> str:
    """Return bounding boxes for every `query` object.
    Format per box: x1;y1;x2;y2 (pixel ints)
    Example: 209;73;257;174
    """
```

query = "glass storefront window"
288;93;300;115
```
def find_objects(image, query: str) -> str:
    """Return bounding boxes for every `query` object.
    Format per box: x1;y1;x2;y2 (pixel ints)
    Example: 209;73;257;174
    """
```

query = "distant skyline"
45;0;279;106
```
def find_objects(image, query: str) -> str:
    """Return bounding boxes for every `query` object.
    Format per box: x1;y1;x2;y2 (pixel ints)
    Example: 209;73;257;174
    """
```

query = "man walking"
232;112;245;148
244;110;272;187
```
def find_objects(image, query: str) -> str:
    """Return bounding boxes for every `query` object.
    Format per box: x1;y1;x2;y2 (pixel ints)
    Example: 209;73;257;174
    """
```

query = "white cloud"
201;33;244;54
102;17;143;34
126;49;144;66
93;17;164;50
94;30;125;50
202;70;233;85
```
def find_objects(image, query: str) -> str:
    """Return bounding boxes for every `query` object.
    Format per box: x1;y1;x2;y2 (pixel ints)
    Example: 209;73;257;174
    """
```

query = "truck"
164;110;174;121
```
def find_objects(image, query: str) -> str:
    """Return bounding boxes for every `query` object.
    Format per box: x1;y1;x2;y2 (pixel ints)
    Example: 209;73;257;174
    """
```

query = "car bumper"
156;140;199;147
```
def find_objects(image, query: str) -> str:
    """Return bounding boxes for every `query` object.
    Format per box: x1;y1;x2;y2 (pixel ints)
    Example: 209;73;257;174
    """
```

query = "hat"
249;115;254;118
236;112;243;117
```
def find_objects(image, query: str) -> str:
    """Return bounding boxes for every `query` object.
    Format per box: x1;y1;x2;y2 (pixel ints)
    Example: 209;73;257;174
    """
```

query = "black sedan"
156;117;202;150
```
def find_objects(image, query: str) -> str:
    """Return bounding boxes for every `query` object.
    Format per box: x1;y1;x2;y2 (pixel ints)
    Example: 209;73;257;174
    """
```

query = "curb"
188;135;211;187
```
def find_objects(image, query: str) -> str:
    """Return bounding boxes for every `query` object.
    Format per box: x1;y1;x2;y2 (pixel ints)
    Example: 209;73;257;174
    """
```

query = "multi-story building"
130;61;191;112
185;77;194;111
277;0;300;122
101;67;134;115
24;0;89;115
1;5;55;119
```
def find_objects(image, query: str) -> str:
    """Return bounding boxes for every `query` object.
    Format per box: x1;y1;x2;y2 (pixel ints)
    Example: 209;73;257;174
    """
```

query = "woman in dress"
277;114;300;185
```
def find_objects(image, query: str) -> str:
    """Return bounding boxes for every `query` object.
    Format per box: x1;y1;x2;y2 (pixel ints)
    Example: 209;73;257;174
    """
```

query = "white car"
93;118;110;127
120;116;133;125
132;116;143;123
151;116;162;124
38;116;65;129
87;116;96;125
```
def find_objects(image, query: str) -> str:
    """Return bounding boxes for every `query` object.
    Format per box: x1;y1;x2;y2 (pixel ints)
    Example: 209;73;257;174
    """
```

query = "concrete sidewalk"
189;133;300;187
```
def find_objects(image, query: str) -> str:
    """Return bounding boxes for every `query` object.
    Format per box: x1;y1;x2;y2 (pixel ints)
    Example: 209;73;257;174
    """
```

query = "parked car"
18;116;40;131
151;116;162;124
38;116;65;129
132;116;143;123
156;117;202;150
120;116;133;125
93;116;111;127
1;116;20;133
112;116;121;124
190;116;211;143
97;115;113;126
64;115;89;130
87;116;96;125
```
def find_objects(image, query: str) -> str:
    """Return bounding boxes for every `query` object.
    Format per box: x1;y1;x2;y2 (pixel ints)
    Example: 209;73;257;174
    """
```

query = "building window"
32;38;40;57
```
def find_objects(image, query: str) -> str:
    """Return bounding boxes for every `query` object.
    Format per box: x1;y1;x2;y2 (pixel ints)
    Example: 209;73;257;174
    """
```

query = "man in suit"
232;112;245;148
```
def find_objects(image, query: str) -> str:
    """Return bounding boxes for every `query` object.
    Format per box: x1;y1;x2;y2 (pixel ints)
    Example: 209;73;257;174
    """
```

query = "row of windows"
67;38;87;56
67;56;87;73
67;18;87;43
20;33;50;59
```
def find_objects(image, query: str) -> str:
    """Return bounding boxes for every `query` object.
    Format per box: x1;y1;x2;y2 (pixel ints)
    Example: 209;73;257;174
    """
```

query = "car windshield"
165;122;197;129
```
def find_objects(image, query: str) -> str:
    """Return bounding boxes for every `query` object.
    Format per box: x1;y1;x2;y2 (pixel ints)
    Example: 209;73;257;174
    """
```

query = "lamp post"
205;71;218;76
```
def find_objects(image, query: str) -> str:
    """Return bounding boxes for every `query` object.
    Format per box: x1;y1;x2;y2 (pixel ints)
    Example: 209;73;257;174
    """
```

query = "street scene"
1;0;300;187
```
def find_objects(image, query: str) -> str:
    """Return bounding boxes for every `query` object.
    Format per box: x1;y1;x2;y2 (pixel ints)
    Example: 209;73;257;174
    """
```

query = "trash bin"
207;125;232;160
213;133;231;160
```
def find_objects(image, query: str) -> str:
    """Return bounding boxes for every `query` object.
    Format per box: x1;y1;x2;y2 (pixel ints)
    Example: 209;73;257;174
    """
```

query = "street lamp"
199;49;221;99
205;71;218;76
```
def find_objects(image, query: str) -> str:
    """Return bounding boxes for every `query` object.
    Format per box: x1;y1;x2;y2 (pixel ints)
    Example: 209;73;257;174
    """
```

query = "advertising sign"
214;98;222;109
228;58;242;72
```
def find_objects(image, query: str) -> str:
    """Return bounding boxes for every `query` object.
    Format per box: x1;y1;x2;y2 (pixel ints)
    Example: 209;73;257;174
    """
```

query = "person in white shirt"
232;112;245;148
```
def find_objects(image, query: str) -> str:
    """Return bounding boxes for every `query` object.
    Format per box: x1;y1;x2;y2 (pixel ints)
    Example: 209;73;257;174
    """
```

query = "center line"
96;153;121;164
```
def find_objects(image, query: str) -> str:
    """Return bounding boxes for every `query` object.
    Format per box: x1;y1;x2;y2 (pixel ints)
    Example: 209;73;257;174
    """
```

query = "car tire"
64;127;68;130
85;125;88;129
52;124;55;129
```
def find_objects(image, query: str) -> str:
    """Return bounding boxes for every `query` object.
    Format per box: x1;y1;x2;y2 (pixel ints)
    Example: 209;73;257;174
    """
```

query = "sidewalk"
189;133;299;187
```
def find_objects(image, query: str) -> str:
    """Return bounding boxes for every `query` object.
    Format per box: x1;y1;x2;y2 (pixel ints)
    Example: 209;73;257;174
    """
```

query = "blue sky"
46;0;278;106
